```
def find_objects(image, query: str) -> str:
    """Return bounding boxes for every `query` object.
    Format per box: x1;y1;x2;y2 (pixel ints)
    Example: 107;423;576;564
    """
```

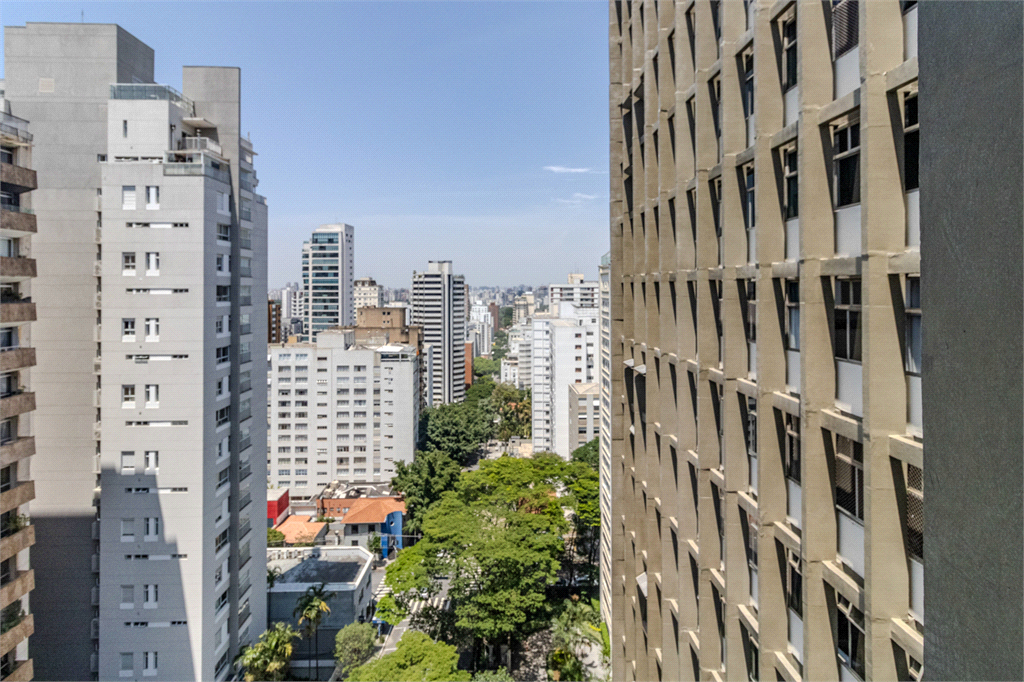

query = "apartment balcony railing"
0;112;32;143
240;296;252;306
238;491;252;511
239;380;252;394
164;159;231;185
238;543;251;570
238;436;252;452
0;391;35;420
237;601;251;627
0;347;35;373
0;206;36;235
239;178;254;193
177;136;222;156
238;352;252;364
238;518;252;542
0;523;34;562
110;83;196;116
240;235;252;250
0;163;37;193
1;601;26;635
238;574;252;599
238;464;252;482
240;207;252;222
239;323;252;335
0;436;34;464
239;266;252;278
1;481;34;515
0;202;33;216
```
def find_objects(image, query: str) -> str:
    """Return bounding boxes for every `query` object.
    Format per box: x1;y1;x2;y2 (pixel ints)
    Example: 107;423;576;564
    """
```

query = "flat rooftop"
268;547;371;587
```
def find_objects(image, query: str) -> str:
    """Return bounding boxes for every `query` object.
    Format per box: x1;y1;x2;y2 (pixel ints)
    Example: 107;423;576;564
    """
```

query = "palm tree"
235;622;300;681
267;567;283;628
294;582;334;680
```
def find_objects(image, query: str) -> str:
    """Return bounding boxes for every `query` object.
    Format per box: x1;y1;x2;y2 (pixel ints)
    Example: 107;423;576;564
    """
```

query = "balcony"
238;518;252;542
0;205;35;235
0;391;35;420
0;437;34;468
0;348;35;373
0;112;32;144
0;257;35;281
0;481;34;515
177;137;222;156
1;612;33;658
0;525;34;563
238;601;251;628
0;569;34;610
238;491;252;511
2;659;33;682
0;301;35;325
0;163;37;193
164;158;231;185
110;83;195;116
238;464;252;482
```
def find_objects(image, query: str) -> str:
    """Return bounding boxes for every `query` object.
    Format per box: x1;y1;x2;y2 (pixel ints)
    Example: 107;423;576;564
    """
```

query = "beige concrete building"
1;98;37;682
568;382;600;454
609;1;923;680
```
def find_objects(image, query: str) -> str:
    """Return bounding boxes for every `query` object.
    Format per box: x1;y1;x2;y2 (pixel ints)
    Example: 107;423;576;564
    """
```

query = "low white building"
267;330;420;502
500;357;519;388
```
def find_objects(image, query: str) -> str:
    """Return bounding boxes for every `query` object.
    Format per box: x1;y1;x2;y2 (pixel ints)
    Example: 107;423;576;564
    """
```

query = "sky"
2;1;611;290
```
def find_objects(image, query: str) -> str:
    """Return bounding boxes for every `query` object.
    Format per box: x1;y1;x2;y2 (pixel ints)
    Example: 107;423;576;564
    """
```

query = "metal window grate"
907;464;924;559
832;0;859;59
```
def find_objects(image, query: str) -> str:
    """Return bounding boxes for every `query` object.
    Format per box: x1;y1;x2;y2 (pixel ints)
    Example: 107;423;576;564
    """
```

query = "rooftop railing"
0;112;32;143
110;84;196;116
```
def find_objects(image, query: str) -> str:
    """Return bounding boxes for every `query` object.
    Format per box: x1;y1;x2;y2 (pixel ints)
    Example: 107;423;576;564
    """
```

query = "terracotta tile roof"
275;515;327;545
318;497;406;525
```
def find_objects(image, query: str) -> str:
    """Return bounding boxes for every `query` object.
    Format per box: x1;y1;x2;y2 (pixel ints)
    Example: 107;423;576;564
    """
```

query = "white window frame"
145;318;159;342
145;384;159;408
145;252;159;275
145;185;159;210
122;185;136;210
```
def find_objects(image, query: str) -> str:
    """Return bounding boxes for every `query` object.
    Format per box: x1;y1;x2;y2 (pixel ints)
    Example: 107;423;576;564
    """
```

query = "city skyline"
1;2;611;289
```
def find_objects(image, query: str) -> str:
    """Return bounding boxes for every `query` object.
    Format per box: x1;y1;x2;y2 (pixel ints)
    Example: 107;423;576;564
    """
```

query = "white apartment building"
267;330;419;502
500;357;519;388
302;224;354;340
549;273;600;309
568;382;600;453
512;292;534;325
279;283;303;322
411;261;466;406
531;303;599;458
469;301;493;356
598;253;612;635
353;277;381;311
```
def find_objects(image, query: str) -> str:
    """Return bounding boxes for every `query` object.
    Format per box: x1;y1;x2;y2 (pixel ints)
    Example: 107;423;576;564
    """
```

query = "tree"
570;438;599;469
499;307;514;328
473;668;516;681
473;356;500;377
392;449;462;535
334;622;378;678
268;528;285;546
421;403;492;465
367;532;382;559
465;375;496;411
491;384;531;441
235;623;300;682
267;566;283;589
294;583;334;681
346;631;471;682
551;598;602;662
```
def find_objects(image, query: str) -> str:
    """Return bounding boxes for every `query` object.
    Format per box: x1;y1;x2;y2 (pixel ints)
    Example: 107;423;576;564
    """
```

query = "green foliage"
420;402;493;465
599;621;610;660
570;438;599;469
373;593;407;627
547;649;585;682
293;582;334;681
267;566;283;589
473;356;500;377
346;631;471;682
492;329;509;361
551;598;601;661
465;375;496;411
499;307;514;328
392;450;462;535
334;622;378;677
267;528;285;546
368;532;382;556
473;668;516;681
235;623;300;682
491;383;531;441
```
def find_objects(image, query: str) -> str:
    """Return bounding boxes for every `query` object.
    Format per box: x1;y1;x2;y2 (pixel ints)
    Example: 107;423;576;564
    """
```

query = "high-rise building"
411;261;466;406
512;292;534;325
531;304;599;458
353;277;381;311
610;2;925;680
5;23;267;680
1;97;37;682
567;383;599;453
549;274;600;310
267;330;420;500
488;302;501;334
597;253;612;637
268;300;282;344
469;301;493;357
302;224;354;340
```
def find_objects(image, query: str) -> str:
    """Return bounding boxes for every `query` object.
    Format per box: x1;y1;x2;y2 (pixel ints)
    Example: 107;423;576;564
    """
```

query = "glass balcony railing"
177;137;222;156
0;202;33;215
110;84;196;116
1;112;32;143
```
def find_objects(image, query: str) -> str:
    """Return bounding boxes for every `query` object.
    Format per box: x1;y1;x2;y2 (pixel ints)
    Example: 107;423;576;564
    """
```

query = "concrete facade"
410;261;466;406
598;253;612;637
919;3;1023;680
353;277;381;312
549;274;600;310
1;98;37;682
4;24;268;680
610;2;925;680
267;332;420;501
302;224;354;341
567;382;600;454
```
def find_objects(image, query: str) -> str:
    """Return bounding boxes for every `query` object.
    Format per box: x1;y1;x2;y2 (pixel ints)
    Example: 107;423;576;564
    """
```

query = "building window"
836;594;865;677
120;653;133;673
834;278;862;361
121;518;135;542
904;277;922;375
122;252;136;274
744;165;755;252
122;186;136;210
743;625;759;682
216;407;230;426
785;280;800;350
216;346;230;365
122;385;136;407
743;53;754;129
785;414;801;483
145;318;159;341
143;651;158;676
832;0;859;59
904;93;919;191
743;280;756;345
145;384;159;408
122;318;136;341
144;518;160;541
145;451;158;470
835;435;864;521
217;224;231;243
145;252;159;275
782;16;797;91
783;147;798;219
122;120;129;138
785;548;802;616
217;192;229;215
833;123;861;207
145;186;159;210
216;285;231;303
745;396;757;495
121;451;136;474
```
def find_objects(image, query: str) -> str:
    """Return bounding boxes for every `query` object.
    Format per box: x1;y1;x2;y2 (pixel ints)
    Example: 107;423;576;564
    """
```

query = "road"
373;577;451;657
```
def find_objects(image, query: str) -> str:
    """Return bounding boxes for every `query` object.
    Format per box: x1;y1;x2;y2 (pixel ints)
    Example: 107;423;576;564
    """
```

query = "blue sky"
2;1;611;289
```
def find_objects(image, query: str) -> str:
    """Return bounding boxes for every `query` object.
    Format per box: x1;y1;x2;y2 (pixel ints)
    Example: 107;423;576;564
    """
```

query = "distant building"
266;546;374;677
267;488;291;528
567;383;600;454
411;261;466;405
512;292;534;325
500;357;519;388
315;495;405;557
354;276;381;311
489;302;501;333
469;301;493;356
302;223;354;340
531;304;599;458
273;515;328;546
464;342;474;391
549;273;599;309
267;330;420;501
268;299;283;343
384;301;409;325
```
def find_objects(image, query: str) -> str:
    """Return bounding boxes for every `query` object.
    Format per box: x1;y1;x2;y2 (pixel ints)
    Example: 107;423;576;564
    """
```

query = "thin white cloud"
556;193;600;205
544;165;593;173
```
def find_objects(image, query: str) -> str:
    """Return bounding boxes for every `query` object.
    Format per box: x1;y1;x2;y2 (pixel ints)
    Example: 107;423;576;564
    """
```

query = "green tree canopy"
473;356;500;377
235;622;300;682
346;631;470;682
392;449;462;535
499;307;514;328
570;437;600;469
334;622;378;678
420;402;492;465
491;383;531;441
267;528;285;546
472;668;516;681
